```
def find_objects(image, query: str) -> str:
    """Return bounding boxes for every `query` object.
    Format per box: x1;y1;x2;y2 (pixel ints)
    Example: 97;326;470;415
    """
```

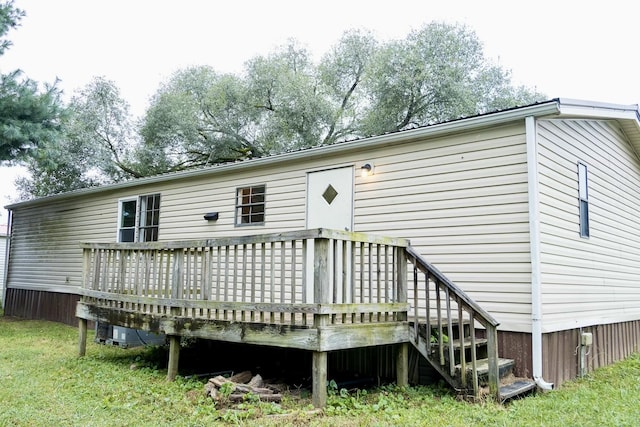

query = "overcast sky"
1;0;639;221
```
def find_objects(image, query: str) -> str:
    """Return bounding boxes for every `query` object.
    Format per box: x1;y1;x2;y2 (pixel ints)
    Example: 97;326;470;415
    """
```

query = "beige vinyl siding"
7;123;533;332
154;165;310;240
7;192;118;292
353;123;533;332
537;119;640;332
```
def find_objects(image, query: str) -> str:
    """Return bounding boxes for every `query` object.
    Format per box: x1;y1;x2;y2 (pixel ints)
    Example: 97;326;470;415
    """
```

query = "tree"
359;22;543;136
140;66;259;173
141;42;336;173
142;23;543;174
21;20;545;197
17;77;139;197
317;29;377;144
245;40;333;152
0;1;64;163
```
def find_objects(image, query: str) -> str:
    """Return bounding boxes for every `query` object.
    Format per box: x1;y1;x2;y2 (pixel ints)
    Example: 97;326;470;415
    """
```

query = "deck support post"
78;318;88;357
396;342;409;387
311;235;331;408
486;325;499;400
167;335;180;381
312;351;328;408
395;247;409;387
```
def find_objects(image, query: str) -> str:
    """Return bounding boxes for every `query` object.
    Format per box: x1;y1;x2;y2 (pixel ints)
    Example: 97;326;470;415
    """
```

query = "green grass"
1;315;639;426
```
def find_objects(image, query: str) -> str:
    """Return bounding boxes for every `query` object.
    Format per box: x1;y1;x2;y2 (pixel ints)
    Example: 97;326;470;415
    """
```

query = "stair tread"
499;380;537;400
455;357;514;374
432;338;488;349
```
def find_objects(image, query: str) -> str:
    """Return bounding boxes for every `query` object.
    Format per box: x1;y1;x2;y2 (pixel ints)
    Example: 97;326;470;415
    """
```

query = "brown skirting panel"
543;320;640;387
475;329;533;379
4;288;80;326
496;330;533;379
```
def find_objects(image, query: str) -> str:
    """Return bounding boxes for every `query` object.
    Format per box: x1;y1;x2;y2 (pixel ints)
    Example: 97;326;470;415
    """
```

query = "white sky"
1;0;639;222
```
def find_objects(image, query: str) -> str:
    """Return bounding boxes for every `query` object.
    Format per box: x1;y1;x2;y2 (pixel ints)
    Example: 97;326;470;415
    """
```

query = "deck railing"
405;246;500;400
80;229;410;328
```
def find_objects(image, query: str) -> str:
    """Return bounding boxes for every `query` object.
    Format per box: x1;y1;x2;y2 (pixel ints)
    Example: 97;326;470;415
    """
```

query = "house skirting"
469;323;640;387
542;321;640;387
3;288;80;326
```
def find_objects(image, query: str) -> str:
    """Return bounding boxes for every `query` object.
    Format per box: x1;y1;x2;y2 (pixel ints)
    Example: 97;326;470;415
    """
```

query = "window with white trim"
235;185;265;226
578;163;589;238
118;193;161;242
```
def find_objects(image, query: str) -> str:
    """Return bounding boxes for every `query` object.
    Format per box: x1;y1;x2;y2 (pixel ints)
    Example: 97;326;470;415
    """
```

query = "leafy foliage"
17;77;139;197
17;20;545;198
139;22;543;174
0;1;64;163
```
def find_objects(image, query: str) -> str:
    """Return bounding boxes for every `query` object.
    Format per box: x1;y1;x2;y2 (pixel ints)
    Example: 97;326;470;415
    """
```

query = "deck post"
395;248;409;386
167;335;180;381
312;351;328;408
396;342;409;387
395;247;408;317
78;318;88;357
486;325;499;400
312;235;330;408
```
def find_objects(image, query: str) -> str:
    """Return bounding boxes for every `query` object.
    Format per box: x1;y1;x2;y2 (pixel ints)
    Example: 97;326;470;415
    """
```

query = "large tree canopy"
17;77;138;197
141;23;543;172
20;21;544;198
0;1;63;163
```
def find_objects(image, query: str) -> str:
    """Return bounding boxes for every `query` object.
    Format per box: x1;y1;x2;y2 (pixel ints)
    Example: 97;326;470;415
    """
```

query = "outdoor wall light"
203;212;219;221
361;162;374;177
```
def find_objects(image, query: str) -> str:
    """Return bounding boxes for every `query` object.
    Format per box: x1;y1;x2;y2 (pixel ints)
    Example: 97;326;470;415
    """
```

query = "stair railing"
405;246;500;400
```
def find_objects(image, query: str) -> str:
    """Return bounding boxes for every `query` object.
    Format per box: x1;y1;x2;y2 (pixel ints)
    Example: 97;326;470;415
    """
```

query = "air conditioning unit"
95;322;166;348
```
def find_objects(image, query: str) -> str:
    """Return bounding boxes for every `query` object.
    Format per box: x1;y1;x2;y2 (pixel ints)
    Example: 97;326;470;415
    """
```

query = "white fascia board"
557;98;640;121
4;101;562;211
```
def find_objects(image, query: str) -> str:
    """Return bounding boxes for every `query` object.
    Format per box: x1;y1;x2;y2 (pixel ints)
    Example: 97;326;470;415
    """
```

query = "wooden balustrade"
80;229;410;328
405;246;501;400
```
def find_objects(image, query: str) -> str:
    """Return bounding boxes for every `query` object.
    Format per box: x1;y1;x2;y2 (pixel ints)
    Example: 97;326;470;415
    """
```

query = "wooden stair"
412;321;536;401
405;246;536;402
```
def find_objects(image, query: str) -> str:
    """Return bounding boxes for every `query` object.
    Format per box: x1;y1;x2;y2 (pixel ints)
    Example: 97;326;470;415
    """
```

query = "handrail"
405;245;500;400
80;228;410;251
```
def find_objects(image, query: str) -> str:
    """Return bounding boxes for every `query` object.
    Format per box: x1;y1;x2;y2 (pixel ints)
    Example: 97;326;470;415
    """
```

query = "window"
119;199;137;242
138;194;161;242
118;194;161;242
578;163;589;238
235;185;265;226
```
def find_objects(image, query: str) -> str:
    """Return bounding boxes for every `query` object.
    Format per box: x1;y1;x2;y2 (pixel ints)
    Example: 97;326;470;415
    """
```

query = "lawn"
0;314;638;426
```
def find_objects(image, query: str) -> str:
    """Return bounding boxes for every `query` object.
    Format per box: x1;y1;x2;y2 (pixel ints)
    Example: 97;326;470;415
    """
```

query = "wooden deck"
76;229;411;407
76;228;506;407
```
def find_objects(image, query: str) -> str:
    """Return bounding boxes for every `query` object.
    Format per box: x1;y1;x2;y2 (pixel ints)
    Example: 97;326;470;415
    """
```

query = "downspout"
525;116;554;390
1;209;11;309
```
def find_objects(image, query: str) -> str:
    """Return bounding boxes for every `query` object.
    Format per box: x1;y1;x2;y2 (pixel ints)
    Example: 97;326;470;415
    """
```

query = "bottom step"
456;358;514;386
499;380;537;401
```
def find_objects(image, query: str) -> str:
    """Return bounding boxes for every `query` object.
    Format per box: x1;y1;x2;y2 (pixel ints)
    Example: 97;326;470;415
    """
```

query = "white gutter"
525;115;554;390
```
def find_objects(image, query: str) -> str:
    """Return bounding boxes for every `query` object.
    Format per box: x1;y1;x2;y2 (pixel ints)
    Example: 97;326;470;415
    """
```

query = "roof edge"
556;98;640;121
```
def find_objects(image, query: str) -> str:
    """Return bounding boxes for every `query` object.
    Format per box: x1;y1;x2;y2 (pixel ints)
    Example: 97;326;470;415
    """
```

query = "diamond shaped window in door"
322;184;339;205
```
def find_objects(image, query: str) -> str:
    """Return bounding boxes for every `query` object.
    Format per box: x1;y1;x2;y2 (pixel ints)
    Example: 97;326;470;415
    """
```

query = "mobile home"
4;99;640;404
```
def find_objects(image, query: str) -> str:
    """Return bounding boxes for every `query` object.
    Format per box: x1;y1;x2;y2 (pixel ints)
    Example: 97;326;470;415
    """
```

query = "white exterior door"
305;167;354;303
306;166;354;231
